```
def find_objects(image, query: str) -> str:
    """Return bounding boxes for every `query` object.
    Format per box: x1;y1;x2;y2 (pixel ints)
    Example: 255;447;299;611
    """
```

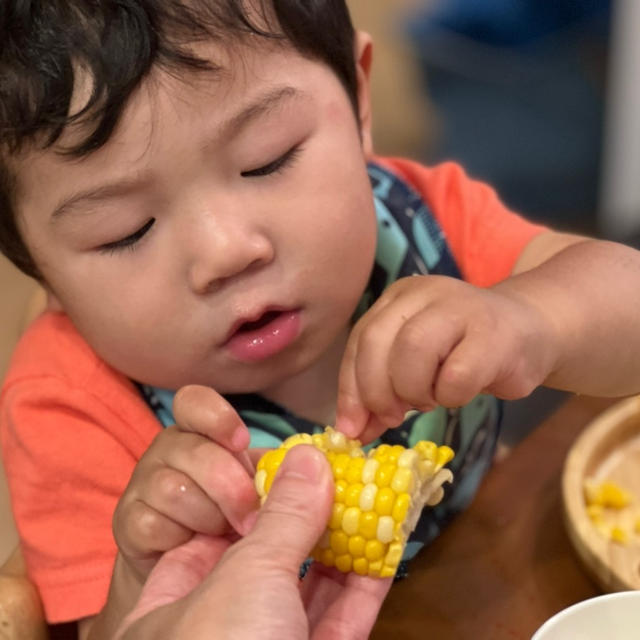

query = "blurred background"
348;0;640;449
0;0;638;561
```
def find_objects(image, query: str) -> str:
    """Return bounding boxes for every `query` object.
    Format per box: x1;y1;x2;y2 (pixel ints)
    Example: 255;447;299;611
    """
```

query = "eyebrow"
50;85;303;221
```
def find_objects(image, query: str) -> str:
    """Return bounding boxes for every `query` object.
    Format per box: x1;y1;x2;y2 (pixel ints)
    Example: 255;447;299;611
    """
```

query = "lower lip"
225;310;302;362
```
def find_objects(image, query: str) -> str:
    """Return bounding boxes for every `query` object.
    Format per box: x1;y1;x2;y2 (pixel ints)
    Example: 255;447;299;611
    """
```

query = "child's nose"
187;224;275;294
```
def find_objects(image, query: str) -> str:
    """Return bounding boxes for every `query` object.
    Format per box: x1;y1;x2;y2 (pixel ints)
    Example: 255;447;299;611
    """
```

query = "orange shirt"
0;160;546;622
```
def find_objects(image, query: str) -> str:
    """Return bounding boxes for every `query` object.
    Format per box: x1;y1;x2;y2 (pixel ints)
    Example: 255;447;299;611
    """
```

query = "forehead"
12;40;350;220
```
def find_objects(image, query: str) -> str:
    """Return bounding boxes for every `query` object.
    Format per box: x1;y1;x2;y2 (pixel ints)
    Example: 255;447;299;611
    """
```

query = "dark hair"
0;0;357;279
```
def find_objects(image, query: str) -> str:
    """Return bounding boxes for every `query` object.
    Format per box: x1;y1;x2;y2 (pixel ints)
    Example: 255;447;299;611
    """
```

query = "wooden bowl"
562;396;640;592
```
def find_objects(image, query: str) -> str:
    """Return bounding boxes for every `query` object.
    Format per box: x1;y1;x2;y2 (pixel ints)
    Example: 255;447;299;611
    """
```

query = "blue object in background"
407;0;611;227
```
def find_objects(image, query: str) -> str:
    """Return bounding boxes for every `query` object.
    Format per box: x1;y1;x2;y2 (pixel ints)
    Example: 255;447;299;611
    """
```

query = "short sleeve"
0;378;151;623
375;157;548;286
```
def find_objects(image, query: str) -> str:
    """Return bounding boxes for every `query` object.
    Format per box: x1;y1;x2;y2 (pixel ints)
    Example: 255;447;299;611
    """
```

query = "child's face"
14;36;377;394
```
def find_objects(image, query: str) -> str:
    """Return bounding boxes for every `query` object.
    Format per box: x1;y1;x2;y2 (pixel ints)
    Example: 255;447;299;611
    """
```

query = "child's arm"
335;231;640;442
507;231;640;395
79;386;259;640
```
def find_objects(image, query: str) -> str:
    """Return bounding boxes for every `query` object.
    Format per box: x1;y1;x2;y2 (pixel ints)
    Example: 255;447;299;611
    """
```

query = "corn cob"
254;426;454;578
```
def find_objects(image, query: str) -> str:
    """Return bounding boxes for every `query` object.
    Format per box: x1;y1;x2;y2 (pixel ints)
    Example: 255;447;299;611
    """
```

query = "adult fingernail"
281;447;324;482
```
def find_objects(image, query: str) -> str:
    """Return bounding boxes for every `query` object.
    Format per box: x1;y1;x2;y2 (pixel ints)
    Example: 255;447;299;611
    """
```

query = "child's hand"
336;275;559;443
112;385;260;581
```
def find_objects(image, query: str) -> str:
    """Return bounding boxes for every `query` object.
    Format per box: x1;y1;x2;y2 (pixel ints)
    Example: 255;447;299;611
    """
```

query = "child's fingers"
157;432;259;535
173;385;249;452
349;302;414;426
335;327;370;438
388;305;465;410
134;467;233;538
433;332;500;408
353;413;394;446
172;384;254;475
115;500;195;577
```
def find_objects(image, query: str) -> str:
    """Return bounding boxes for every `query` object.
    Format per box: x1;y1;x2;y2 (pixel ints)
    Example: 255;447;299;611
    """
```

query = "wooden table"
371;395;616;640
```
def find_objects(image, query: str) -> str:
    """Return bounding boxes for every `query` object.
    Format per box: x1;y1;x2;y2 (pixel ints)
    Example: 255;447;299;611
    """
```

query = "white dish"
531;591;640;639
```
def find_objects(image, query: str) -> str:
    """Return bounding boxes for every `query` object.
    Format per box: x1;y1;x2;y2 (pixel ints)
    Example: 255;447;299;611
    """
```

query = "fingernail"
231;426;249;450
335;416;357;437
281;447;323;482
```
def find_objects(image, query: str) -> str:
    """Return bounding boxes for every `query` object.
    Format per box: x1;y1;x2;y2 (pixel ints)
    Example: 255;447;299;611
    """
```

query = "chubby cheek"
304;183;377;309
54;269;187;377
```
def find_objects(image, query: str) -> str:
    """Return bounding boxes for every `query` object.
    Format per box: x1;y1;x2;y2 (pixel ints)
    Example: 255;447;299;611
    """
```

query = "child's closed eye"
241;145;302;178
98;218;155;254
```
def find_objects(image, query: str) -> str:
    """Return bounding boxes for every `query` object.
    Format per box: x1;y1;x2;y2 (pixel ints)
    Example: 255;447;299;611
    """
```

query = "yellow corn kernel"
584;479;632;509
436;446;455;470
345;457;366;484
377;516;395;544
361;458;379;484
333;453;351;480
392;493;410;522
369;559;383;574
365;539;384;561
342;507;361;536
254;469;267;495
390;467;414;494
344;482;364;507
329;502;346;530
359;511;379;540
255;426;455;578
375;462;396;488
265;447;287;473
334;479;348;503
374;487;395;516
335;554;353;573
353;558;369;575
610;525;629;545
313;433;326;447
635;518;640;534
359;483;378;511
397;449;418;468
419;459;435;477
601;482;632;509
384;542;403;568
372;444;391;463
330;530;349;555
283;433;313;448
414;441;437;461
348;535;366;558
320;548;335;567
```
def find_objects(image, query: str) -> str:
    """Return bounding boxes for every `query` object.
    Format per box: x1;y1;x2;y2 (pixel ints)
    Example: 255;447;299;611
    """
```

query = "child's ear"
354;30;374;159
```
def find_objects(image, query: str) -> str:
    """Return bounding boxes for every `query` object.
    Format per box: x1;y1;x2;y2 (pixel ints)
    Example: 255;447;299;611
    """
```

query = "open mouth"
235;310;282;334
224;308;302;362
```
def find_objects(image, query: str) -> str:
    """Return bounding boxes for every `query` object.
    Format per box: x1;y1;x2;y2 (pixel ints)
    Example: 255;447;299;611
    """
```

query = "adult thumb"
245;445;334;572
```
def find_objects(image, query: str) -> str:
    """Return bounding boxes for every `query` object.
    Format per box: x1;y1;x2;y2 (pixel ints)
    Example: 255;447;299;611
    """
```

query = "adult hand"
116;445;392;639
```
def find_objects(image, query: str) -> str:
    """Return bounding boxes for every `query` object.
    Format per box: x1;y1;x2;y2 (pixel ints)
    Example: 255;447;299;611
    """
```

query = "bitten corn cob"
254;427;454;578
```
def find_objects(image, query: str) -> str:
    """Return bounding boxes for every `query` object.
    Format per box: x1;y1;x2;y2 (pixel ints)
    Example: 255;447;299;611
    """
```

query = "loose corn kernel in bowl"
583;479;633;510
583;478;637;545
255;426;454;578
